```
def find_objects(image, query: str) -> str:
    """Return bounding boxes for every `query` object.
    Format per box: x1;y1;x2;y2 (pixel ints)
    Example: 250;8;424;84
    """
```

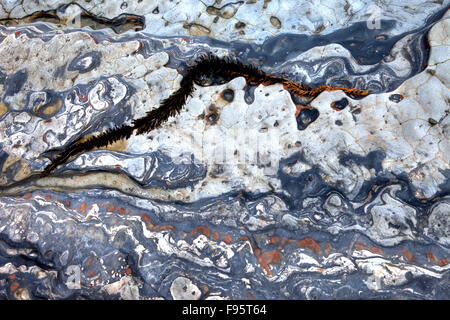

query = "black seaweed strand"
41;54;368;176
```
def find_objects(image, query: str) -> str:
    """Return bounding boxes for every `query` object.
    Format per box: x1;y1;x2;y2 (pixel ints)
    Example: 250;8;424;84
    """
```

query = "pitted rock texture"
0;1;449;300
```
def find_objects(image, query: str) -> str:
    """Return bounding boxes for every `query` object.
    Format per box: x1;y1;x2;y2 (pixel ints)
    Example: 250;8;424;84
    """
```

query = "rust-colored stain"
363;190;373;203
24;193;32;199
86;270;96;278
191;226;211;238
297;238;321;254
330;101;347;111
64;201;71;207
139;214;174;232
78;203;87;215
294;104;312;117
106;204;115;212
44;195;52;200
8;274;16;280
117;207;130;214
354;242;384;255
212;232;220;241
324;243;332;255
269;236;279;244
245;290;256;300
158;225;175;231
254;249;282;276
400;249;414;262
10;282;20;292
222;235;232;244
438;258;449;267
317;268;324;273
140;214;156;231
426;252;437;263
202;284;210;294
125;268;132;275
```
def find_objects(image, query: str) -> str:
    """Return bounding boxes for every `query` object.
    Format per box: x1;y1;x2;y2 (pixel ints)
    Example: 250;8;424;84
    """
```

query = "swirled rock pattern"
0;1;449;300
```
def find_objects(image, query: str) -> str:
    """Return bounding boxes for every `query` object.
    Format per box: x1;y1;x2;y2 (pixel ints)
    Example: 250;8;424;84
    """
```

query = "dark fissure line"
40;54;369;176
0;2;145;34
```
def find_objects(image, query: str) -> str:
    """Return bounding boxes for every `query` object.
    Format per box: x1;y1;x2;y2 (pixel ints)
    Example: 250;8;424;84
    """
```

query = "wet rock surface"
0;1;449;299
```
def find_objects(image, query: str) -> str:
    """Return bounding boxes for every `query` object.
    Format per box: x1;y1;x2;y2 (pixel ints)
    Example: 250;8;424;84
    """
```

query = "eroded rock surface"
0;2;449;300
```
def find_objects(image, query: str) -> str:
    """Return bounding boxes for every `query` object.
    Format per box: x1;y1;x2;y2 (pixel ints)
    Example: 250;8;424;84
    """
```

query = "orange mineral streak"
10;282;20;292
297;238;322;254
139;215;175;232
222;235;232;244
191;226;211;238
140;214;156;231
400;249;414;262
78;203;87;215
86;271;96;278
354;242;384;255
158;225;175;231
426;252;437;263
254;248;282;276
438;258;449;267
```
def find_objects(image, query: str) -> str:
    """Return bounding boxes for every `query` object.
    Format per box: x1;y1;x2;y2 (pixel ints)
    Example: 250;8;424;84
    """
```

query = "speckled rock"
0;1;449;300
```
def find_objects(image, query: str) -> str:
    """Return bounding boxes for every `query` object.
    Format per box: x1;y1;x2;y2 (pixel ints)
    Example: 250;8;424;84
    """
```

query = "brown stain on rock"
324;243;332;255
400;248;414;262
254;249;282;276
297;238;321;254
158;225;175;231
426;252;437;263
0;101;8;117
354;242;384;255
438;258;449;267
222;235;232;244
191;226;211;238
10;282;20;292
78;203;87;215
34;97;62;117
140;214;156;231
